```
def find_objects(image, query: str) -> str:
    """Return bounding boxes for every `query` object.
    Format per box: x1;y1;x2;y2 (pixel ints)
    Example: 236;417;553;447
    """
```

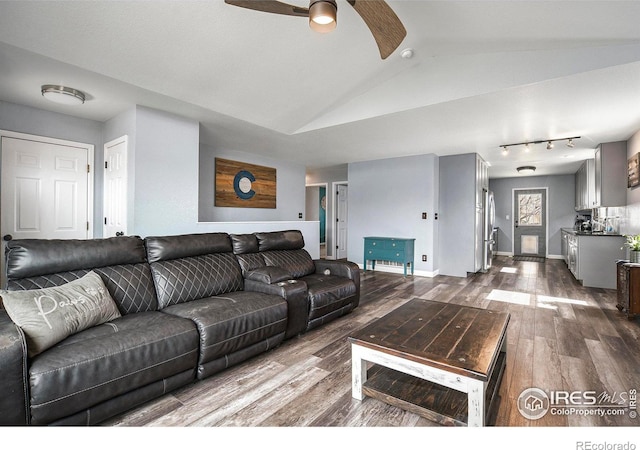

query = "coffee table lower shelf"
362;351;506;426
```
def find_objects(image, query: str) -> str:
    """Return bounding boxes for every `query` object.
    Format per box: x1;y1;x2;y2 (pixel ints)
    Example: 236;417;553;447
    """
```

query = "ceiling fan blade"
347;0;407;59
224;0;309;17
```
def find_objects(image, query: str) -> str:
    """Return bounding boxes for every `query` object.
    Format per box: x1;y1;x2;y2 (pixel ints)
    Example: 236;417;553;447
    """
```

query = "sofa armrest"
314;259;361;308
243;279;309;338
314;259;360;283
0;309;29;425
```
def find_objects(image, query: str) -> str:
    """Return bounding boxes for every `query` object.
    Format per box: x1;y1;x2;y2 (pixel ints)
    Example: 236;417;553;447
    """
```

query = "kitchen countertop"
561;228;622;237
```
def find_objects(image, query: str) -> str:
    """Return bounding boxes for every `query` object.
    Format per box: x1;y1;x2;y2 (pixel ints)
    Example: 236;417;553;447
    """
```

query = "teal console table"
364;236;415;276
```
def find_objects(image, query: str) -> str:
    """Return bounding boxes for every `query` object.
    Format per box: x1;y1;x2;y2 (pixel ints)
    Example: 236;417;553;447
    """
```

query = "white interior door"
336;183;348;259
103;136;128;237
1;131;94;285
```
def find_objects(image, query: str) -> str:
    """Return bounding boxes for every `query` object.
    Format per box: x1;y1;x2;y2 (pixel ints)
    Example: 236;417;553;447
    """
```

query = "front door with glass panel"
513;188;547;257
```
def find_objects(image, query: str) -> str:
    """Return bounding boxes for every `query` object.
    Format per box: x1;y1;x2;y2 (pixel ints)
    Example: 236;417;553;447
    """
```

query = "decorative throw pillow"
0;271;122;357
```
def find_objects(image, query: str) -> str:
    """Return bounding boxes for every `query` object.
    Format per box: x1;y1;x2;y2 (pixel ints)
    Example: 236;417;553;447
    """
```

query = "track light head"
547;141;554;150
566;138;575;148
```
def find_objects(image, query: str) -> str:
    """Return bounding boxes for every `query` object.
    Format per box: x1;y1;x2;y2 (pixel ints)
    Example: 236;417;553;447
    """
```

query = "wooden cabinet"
616;261;640;320
363;236;415;276
593;142;627;207
574;159;594;211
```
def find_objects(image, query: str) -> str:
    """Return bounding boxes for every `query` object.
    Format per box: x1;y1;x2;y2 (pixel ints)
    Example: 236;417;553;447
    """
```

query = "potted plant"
622;234;640;263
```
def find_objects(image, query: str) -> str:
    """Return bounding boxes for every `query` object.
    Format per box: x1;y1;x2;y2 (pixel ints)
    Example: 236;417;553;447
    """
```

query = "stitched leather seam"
33;328;195;376
199;304;285;329
201;318;287;349
31;348;198;409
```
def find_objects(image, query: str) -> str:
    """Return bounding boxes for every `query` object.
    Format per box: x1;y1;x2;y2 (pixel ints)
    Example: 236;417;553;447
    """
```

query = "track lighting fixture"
499;136;580;154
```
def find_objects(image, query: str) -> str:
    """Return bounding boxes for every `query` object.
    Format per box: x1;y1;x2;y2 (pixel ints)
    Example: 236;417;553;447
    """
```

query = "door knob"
3;234;12;241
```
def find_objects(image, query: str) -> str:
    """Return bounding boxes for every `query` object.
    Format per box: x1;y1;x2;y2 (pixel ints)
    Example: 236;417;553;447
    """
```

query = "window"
518;193;542;226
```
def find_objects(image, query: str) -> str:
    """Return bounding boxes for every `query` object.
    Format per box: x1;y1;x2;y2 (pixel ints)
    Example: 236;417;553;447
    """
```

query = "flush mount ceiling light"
41;85;85;105
309;0;337;33
517;166;537;174
500;136;580;153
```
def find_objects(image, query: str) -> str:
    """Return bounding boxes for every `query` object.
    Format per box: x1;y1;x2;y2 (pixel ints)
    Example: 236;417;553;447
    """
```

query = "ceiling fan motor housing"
309;0;337;33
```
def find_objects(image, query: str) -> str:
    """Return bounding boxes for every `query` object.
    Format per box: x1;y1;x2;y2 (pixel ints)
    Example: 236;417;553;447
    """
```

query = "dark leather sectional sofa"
0;230;360;425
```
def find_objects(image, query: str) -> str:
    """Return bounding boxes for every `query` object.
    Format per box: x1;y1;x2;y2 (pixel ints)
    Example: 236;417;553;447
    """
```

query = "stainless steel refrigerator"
482;189;496;271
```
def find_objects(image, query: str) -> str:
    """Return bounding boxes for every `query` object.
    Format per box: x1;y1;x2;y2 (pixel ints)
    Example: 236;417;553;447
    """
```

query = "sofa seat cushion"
162;291;287;378
301;274;357;321
28;311;198;425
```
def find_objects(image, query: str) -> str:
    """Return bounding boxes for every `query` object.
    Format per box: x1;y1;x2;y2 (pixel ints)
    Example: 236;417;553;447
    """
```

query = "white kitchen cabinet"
574;159;594;211
593;141;627;207
564;230;626;289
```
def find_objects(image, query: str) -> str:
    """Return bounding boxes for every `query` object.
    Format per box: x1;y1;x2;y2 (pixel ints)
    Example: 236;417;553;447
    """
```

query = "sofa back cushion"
4;236;158;314
255;230;305;251
261;249;315;278
145;233;244;309
230;234;265;276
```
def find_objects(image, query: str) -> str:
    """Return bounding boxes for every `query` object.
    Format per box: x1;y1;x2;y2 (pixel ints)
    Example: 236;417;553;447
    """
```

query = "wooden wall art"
629;152;639;188
215;158;277;208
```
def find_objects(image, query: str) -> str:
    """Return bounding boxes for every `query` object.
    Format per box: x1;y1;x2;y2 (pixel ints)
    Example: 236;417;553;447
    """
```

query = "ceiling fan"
224;0;407;59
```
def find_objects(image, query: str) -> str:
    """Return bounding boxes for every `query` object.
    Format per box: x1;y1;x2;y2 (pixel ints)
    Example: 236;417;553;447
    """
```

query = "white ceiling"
1;0;640;178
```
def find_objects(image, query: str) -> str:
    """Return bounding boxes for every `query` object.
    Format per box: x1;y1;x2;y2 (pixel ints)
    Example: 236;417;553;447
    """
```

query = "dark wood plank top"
348;298;510;381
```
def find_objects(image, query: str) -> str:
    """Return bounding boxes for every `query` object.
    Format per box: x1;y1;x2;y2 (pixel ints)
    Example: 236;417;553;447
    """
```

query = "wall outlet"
422;255;427;262
298;213;303;219
422;212;427;219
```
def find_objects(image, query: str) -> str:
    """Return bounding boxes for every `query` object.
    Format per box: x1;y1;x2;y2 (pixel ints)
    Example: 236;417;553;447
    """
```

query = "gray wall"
198;144;306;222
134;106;200;236
0;100;105;235
489;174;576;257
348;154;439;275
306;164;347;258
438;153;479;277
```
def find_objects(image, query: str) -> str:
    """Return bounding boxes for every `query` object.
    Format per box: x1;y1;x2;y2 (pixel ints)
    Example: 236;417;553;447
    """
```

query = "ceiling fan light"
309;0;337;33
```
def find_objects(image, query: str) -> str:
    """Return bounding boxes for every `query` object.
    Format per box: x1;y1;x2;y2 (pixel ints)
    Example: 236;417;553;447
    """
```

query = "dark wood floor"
103;256;640;428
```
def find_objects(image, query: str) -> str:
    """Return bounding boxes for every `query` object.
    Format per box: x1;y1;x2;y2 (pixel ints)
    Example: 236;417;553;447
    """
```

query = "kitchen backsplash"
591;203;640;235
620;202;640;235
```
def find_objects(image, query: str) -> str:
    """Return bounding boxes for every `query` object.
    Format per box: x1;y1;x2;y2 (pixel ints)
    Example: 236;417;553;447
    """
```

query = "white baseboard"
358;263;439;278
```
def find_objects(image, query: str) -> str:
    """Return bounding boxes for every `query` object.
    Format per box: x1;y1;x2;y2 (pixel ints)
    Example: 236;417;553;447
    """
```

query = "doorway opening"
305;183;328;258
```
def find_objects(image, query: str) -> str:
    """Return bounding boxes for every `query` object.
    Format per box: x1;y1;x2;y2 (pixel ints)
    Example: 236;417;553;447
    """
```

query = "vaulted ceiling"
1;1;640;178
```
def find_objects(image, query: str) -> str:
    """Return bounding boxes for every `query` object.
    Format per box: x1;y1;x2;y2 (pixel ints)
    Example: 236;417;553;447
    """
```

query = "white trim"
0;129;95;238
331;180;348;260
358;263;439;278
511;186;549;257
